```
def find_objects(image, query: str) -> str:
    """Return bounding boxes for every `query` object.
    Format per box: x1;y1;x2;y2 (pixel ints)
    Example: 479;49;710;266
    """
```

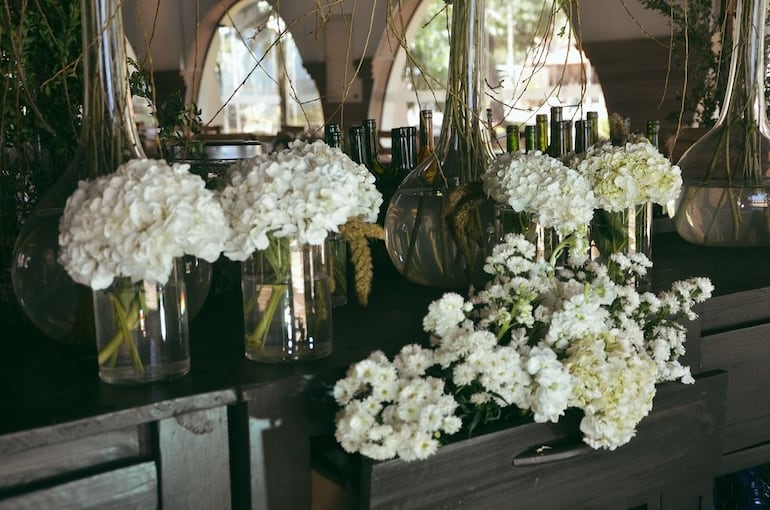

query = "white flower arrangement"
58;158;229;290
482;150;597;237
334;234;713;460
217;139;382;261
575;141;683;212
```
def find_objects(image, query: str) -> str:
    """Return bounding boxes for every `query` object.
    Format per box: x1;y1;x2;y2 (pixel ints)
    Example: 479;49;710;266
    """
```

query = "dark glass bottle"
563;120;573;154
574;119;591;153
548;106;563;156
363;119;391;179
506;125;520;153
324;123;343;149
391;126;417;181
587;111;600;145
645;120;660;150
348;126;367;165
535;114;549;153
524;125;536;153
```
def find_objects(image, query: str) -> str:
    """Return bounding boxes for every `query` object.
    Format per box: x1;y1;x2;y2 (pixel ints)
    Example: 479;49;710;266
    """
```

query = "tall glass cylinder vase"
384;0;496;289
673;0;770;246
93;259;190;384
241;238;333;362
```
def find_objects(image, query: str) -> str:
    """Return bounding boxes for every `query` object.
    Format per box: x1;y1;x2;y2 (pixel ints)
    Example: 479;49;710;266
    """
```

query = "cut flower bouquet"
333;234;713;461
482;149;595;263
217;140;384;355
58;158;229;377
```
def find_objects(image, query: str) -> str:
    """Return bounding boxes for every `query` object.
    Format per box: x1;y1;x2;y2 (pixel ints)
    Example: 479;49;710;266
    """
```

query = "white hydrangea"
58;158;229;290
576;141;682;211
217;139;382;260
482;151;596;234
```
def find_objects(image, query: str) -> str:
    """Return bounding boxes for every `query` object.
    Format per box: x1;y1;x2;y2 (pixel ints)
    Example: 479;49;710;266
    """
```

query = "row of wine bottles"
322;111;436;184
322;109;663;207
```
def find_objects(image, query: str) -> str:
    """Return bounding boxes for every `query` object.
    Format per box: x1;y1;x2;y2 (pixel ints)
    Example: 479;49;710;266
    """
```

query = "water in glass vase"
673;182;770;246
385;188;478;289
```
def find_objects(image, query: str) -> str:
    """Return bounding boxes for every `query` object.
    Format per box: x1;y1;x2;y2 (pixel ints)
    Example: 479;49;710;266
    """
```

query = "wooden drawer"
700;323;770;454
0;461;157;510
359;371;727;510
0;426;149;492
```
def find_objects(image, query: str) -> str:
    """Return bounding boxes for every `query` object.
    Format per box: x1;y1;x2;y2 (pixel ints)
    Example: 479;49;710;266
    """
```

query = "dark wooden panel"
361;371;727;510
243;377;313;510
0;461;157;509
698;288;770;335
722;415;770;459
720;441;770;476
158;407;232;509
0;426;147;491
700;323;770;367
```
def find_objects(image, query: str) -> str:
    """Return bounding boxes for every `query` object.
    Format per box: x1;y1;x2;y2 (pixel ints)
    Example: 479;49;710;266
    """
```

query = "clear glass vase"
241;238;333;362
673;0;770;246
590;203;653;262
10;0;210;342
93;259;190;384
384;0;496;289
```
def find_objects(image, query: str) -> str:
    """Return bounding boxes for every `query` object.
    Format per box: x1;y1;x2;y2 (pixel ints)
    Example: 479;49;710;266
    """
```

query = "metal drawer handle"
512;441;593;466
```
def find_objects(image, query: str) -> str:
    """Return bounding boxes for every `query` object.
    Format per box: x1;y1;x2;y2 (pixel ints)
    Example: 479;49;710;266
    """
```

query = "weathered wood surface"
158;407;232;510
0;461;158;510
0;426;147;492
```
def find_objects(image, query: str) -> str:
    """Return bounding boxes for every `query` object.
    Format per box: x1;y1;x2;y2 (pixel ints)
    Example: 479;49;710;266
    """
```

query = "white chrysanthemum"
333;351;460;462
217;139;382;260
576;141;682;211
333;233;713;462
58;158;228;290
423;292;471;338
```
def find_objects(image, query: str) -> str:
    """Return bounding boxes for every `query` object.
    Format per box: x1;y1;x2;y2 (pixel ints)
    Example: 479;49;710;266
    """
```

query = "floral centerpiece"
482;150;596;263
572;118;682;264
333;234;713;461
217;139;383;361
58;158;229;383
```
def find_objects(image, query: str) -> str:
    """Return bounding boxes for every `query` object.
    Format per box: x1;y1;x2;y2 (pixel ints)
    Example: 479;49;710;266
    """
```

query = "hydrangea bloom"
217;139;382;260
58;158;228;290
482;150;596;235
575;141;682;211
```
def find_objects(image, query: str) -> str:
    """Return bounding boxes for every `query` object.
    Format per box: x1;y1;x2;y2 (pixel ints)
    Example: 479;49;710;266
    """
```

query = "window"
198;0;324;135
380;0;608;139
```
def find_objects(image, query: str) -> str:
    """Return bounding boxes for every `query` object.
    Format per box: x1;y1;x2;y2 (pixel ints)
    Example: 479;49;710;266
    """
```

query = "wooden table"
0;233;769;509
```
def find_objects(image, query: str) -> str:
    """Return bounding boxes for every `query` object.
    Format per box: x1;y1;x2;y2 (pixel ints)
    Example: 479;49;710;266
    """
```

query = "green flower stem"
244;236;291;351
245;282;287;350
97;291;144;373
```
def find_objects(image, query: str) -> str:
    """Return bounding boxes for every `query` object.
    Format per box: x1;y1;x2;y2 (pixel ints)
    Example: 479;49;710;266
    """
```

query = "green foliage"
637;0;726;127
0;0;83;306
128;58;204;160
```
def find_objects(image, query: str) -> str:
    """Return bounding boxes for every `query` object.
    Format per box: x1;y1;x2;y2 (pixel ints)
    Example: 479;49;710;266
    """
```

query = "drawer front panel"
0;426;148;491
0;461;157;510
363;372;727;510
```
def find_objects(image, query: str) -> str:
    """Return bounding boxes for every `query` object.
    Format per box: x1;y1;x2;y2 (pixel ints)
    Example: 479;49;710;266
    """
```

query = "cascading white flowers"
574;141;683;211
58;158;229;290
482;150;597;236
217;139;382;260
334;233;714;461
